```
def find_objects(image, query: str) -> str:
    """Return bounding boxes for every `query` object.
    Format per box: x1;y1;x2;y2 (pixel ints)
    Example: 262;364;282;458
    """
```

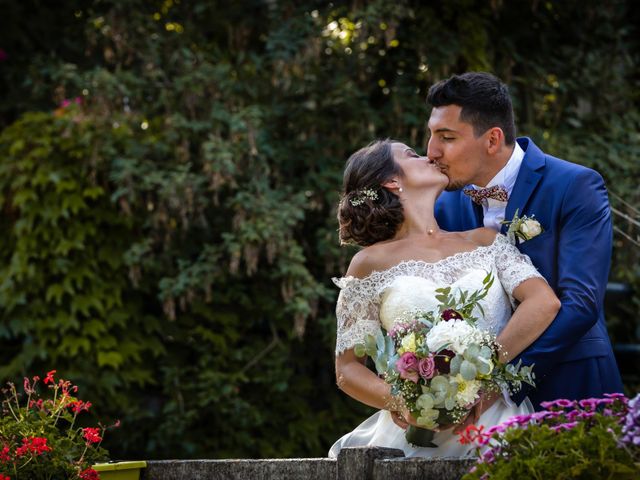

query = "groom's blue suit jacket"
435;137;623;408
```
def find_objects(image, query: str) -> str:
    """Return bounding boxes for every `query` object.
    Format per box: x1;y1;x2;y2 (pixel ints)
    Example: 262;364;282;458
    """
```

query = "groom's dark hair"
427;72;516;145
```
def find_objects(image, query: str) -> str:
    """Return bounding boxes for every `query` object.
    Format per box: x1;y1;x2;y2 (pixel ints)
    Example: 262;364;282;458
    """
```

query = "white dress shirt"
469;142;525;231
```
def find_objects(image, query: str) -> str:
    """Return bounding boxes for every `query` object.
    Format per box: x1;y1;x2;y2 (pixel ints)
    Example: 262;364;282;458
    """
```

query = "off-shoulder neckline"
335;233;505;285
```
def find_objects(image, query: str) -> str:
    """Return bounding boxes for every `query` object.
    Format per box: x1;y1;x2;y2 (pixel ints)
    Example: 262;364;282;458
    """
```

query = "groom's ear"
486;127;505;155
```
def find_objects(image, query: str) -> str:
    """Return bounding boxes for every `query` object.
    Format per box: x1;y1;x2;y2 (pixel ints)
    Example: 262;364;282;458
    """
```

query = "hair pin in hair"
350;188;379;207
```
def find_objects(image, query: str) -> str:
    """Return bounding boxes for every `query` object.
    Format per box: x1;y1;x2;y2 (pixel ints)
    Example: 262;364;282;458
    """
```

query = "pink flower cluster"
388;319;422;340
396;352;436;383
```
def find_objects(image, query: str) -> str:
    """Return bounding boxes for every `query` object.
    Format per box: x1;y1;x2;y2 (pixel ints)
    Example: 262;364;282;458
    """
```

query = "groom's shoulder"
525;138;603;182
543;153;594;175
541;154;607;192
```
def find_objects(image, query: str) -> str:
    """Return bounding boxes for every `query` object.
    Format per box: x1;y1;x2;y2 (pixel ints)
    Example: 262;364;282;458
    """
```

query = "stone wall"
141;447;475;480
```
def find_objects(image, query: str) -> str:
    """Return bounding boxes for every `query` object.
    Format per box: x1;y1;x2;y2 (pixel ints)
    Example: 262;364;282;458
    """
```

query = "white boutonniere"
501;209;543;245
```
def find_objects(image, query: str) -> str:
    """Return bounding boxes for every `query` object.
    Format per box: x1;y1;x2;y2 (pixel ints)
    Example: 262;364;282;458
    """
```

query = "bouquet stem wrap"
405;425;438;448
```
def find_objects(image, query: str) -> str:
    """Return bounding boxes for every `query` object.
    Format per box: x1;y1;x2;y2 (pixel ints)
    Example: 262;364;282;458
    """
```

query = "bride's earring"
398;187;403;193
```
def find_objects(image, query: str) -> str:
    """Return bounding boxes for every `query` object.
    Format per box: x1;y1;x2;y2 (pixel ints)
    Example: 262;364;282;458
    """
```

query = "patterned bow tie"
463;185;509;205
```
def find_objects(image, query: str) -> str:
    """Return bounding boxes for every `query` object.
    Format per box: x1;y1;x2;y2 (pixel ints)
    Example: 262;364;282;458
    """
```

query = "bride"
329;139;560;458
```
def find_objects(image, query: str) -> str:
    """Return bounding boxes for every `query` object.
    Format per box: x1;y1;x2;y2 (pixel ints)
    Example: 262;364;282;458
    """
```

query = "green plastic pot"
92;461;147;480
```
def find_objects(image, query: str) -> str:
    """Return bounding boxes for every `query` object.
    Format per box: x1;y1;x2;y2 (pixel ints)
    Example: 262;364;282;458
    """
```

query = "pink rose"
418;356;436;380
396;352;419;383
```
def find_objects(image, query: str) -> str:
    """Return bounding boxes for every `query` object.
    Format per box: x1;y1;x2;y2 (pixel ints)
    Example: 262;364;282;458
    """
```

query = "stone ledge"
374;456;476;480
141;458;337;480
141;448;475;480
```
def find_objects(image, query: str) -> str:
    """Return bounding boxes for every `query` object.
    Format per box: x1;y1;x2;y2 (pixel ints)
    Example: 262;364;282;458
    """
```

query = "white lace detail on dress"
333;234;544;355
492;234;545;306
334;285;382;355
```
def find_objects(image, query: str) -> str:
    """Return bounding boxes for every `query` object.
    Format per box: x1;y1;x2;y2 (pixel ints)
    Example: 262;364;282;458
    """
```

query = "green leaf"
97;351;124;369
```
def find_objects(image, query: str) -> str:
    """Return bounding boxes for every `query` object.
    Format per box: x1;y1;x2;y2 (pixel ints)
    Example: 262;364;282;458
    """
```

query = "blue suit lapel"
456;189;483;230
502;137;546;234
469;198;483;228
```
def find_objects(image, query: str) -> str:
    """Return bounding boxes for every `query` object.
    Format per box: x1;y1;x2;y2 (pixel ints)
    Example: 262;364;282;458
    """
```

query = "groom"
429;72;623;411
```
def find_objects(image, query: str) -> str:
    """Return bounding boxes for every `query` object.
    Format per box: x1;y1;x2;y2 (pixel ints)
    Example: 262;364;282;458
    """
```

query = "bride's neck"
395;192;441;238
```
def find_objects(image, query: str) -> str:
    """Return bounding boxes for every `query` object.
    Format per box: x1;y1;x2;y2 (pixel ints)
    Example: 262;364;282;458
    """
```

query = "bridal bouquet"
354;273;535;447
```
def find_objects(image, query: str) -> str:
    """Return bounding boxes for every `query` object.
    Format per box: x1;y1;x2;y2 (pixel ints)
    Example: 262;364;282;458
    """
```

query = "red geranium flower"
69;400;92;414
458;424;487;445
78;467;100;480
30;437;51;455
82;427;102;444
44;370;56;385
15;437;52;457
0;445;10;463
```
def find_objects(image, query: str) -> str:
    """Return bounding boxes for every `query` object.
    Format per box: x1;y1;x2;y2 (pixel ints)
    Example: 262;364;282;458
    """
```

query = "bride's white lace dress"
329;234;540;458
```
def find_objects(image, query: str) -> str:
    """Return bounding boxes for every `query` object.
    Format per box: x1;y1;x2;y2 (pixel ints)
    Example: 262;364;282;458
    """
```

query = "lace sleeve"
333;277;382;356
493;234;546;305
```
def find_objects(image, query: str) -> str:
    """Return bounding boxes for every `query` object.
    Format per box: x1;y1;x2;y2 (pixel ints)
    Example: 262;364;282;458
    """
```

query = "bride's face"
390;142;448;192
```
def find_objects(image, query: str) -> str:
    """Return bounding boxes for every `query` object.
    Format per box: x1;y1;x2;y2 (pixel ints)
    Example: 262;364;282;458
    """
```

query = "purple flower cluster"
620;393;640;447
468;393;631;466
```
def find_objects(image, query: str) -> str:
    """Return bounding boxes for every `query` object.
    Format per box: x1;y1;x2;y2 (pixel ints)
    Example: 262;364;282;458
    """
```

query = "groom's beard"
445;180;468;191
435;163;467;191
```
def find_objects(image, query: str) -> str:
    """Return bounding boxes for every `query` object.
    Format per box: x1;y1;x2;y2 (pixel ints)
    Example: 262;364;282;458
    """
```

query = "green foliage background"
0;0;638;459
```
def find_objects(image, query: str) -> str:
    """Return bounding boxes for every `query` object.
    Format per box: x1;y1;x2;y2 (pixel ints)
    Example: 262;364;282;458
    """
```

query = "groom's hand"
452;391;501;435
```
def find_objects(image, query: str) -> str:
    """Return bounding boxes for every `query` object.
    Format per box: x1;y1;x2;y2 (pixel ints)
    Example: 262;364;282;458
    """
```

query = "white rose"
519;219;542;239
426;320;475;354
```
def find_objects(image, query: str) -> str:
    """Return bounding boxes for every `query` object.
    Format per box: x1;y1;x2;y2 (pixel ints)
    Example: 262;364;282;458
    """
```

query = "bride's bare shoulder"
345;244;391;279
459;227;498;247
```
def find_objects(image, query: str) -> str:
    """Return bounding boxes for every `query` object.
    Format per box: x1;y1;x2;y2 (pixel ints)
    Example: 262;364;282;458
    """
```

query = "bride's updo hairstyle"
338;139;405;247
